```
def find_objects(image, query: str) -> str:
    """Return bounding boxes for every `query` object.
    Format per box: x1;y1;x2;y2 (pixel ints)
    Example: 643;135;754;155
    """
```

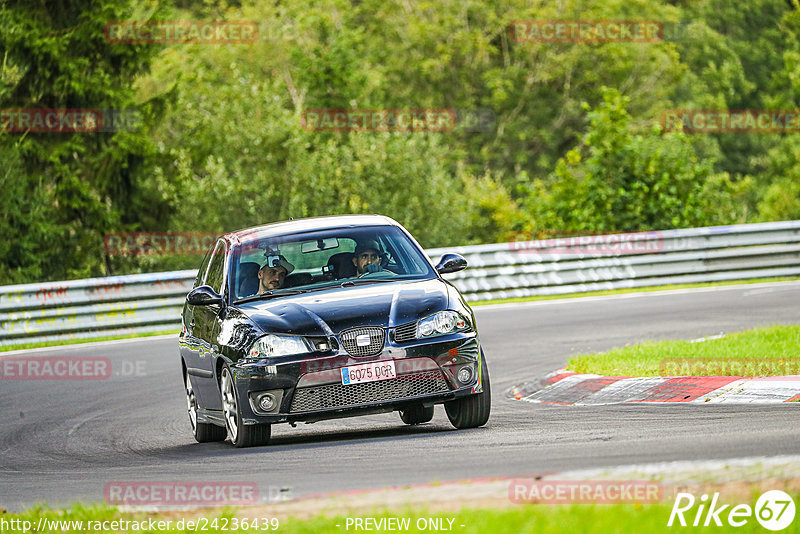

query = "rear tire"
399;404;434;425
221;365;271;448
445;353;491;429
186;373;226;442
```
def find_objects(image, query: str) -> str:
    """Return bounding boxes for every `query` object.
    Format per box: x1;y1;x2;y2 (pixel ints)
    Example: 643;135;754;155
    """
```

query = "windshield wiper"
340;278;399;287
234;289;308;304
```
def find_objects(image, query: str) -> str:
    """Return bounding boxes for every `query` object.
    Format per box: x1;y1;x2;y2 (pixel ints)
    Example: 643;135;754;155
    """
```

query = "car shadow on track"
268;422;457;448
161;422;467;458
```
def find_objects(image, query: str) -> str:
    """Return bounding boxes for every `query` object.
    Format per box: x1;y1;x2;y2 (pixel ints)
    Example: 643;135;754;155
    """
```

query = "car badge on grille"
355;334;371;346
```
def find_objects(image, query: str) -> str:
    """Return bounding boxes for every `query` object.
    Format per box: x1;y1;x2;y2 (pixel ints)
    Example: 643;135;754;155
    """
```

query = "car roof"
223;214;402;245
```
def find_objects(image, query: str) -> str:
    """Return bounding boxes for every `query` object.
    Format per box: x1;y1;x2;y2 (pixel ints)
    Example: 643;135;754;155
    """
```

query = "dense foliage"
2;0;799;282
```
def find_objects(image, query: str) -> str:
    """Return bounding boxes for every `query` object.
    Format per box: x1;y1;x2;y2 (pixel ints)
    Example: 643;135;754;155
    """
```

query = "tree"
524;87;737;232
0;0;168;282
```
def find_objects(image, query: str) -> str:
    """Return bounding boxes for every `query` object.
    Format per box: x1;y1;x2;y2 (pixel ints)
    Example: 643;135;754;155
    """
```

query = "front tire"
186;373;226;442
220;365;271;448
399;404;434;425
445;353;491;429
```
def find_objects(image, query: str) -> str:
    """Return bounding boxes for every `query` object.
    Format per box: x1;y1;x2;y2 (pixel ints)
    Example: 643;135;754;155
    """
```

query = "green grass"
568;325;800;377
0;329;178;353
470;276;800;306
281;504;757;533
2;499;790;534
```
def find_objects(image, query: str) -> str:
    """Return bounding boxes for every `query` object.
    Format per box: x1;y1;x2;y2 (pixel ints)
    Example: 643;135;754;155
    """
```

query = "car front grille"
339;326;385;357
290;370;449;413
394;321;417;342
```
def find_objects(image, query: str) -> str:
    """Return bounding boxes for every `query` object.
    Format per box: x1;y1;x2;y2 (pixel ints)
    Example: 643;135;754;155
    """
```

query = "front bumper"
229;333;482;425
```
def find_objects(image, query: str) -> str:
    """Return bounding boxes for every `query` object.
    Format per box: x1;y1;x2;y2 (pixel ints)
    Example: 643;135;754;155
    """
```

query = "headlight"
248;334;312;358
416;311;470;338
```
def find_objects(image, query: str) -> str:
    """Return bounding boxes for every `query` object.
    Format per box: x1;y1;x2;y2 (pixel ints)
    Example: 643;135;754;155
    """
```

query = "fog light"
258;393;276;412
457;366;473;384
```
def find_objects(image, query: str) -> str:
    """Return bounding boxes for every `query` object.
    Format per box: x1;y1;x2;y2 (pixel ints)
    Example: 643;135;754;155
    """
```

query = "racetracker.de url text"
0;517;279;532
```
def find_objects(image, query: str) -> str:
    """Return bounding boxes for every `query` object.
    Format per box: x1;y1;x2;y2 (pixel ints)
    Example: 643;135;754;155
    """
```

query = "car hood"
238;278;451;335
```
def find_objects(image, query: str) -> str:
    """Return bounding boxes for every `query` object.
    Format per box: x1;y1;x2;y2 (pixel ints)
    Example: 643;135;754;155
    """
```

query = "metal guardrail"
1;221;799;347
426;220;800;301
0;271;196;346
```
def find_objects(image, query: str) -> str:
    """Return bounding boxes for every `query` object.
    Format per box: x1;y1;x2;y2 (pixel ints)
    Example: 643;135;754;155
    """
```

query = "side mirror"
186;285;224;307
435;253;468;275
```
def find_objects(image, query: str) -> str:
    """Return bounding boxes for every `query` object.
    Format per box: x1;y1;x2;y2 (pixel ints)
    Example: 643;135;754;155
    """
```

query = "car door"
195;239;229;410
181;244;213;392
190;239;228;409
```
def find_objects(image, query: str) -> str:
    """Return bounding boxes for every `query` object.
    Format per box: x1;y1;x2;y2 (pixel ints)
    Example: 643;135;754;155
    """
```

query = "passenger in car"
257;255;294;293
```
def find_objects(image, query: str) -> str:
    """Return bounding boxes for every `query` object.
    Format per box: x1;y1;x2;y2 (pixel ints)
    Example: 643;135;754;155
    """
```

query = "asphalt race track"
1;282;799;511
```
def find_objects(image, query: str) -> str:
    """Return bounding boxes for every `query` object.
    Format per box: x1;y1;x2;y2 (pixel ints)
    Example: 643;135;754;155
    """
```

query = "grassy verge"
276;503;773;533
0;329;178;353
2;499;786;534
470;276;800;306
568;324;800;377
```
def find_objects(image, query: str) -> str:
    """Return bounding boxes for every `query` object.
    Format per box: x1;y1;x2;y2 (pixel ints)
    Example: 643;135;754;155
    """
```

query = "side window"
204;240;227;295
194;246;214;288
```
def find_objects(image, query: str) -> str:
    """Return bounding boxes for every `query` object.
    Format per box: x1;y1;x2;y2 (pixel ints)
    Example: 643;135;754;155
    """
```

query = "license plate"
341;360;396;385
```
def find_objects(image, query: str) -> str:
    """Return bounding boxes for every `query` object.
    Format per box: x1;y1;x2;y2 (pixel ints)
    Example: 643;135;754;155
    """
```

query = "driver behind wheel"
352;240;385;276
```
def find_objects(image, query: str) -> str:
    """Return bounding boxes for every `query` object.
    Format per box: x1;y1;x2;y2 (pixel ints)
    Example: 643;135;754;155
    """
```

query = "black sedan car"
179;215;490;447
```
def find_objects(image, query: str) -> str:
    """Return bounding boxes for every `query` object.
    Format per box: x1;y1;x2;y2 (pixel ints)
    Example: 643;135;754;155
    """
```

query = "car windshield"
229;225;437;301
